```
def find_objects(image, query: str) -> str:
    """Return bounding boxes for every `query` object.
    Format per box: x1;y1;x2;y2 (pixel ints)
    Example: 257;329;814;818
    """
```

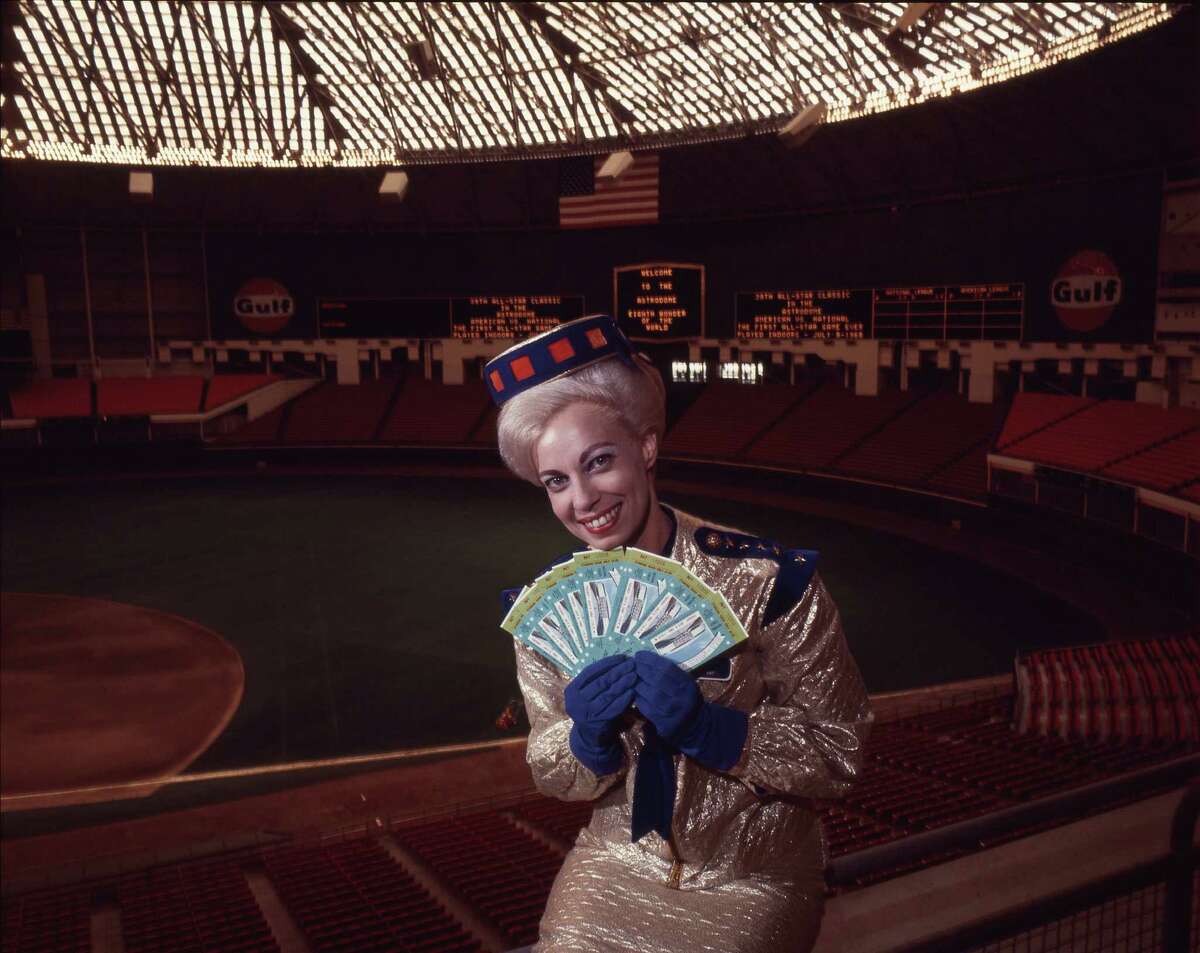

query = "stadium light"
379;170;409;202
778;102;826;148
596;150;634;182
128;170;153;203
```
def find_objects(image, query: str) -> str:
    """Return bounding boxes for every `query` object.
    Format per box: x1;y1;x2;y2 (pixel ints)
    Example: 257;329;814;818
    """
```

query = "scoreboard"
614;263;705;339
735;289;869;340
735;283;1024;341
318;297;451;338
317;294;584;339
450;295;584;339
873;284;1024;340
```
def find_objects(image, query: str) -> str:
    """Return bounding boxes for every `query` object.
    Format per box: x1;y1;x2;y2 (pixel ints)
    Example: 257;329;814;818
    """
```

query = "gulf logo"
1050;250;1122;333
233;277;295;335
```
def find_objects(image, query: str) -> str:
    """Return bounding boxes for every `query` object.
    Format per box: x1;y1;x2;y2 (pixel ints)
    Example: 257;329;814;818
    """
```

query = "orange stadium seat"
7;379;92;418
114;855;279;953
392;812;563;948
999;399;1200;473
994;393;1096;449
259;839;478;953
663;381;808;459
282;379;399;443
836;391;997;487
747;381;924;471
1100;426;1200;491
378;379;492;445
97;376;204;416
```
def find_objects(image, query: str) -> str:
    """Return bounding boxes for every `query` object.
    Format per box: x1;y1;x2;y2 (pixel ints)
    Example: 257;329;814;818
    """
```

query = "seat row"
112;856;279;953
392;813;563;947
509;797;594;845
998;394;1200;491
0;884;91;953
259;839;478;953
4;374;281;419
663;380;994;499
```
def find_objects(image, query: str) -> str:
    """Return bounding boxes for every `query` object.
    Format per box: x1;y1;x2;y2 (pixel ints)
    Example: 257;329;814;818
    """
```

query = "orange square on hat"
510;355;535;381
489;370;504;391
549;338;575;363
586;328;607;348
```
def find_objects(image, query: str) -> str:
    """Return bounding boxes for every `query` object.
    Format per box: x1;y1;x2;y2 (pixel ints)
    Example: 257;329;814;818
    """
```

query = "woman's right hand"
564;655;637;775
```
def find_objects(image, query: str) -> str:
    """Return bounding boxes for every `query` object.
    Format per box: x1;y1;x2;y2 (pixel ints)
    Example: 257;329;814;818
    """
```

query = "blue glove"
564;655;637;775
633;651;748;772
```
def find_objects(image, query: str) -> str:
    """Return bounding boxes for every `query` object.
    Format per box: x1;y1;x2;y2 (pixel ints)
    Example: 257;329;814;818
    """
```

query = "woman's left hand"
633;651;749;772
632;650;703;742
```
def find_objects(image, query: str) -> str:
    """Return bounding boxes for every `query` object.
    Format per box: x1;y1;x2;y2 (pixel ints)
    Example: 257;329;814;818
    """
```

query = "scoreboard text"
451;295;584;339
735;289;869;340
614;263;705;339
735;283;1024;341
317;295;583;339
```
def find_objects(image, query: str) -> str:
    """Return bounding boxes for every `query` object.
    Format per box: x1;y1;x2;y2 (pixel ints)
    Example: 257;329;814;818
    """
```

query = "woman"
487;314;874;953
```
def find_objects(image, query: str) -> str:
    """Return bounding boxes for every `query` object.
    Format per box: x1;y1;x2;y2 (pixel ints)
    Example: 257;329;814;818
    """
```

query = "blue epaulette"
693;527;820;627
499;550;578;619
499;586;522;614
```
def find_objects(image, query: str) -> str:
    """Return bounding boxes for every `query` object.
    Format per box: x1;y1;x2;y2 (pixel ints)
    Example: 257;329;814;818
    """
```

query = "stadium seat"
96;376;205;416
7;379;92;419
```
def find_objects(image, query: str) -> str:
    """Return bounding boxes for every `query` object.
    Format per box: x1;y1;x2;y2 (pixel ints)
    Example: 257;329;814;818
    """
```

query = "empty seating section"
259;839;478;953
1014;635;1200;745
663;382;803;458
1180;481;1200;503
97;376;204;415
837;391;995;485
392;812;562;947
995;393;1094;448
746;383;922;470
0;885;91;953
114;856;279;953
508;798;594;846
283;379;399;443
206;374;281;410
4;687;1196;946
7;379;92;418
1001;399;1200;473
5;375;285;420
1101;426;1200;491
378;379;491;445
468;405;498;446
924;442;990;500
815;690;1198;862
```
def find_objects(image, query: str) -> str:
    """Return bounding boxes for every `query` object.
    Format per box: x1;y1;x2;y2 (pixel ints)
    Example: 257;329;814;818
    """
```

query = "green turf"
2;475;1104;775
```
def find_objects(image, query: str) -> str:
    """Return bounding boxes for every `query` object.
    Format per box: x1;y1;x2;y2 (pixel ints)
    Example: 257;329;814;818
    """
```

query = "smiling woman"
534;403;670;552
489;315;874;953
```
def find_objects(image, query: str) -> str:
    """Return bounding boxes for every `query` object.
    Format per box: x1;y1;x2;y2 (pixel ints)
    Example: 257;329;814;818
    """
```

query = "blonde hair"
497;355;666;485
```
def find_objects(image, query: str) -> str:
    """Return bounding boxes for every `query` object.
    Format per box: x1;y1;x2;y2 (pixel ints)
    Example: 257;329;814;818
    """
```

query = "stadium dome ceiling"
0;1;1182;168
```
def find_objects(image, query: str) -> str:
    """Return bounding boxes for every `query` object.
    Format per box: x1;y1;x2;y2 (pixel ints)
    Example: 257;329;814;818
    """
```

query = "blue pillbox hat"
484;314;638;407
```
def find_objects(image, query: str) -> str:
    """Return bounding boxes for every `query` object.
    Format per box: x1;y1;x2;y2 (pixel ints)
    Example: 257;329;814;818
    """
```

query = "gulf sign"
233;277;295;335
1051;250;1122;333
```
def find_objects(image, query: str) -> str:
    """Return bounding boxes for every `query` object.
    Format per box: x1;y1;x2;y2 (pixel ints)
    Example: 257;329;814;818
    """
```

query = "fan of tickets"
501;547;749;678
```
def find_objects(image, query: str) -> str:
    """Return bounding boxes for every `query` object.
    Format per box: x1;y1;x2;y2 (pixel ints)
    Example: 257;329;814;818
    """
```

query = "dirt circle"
1;592;244;809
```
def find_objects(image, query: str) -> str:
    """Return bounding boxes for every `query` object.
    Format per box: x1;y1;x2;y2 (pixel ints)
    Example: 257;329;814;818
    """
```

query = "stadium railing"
878;779;1199;953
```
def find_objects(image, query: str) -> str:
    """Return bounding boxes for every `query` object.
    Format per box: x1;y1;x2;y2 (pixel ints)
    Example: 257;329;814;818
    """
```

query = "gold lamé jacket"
513;503;875;890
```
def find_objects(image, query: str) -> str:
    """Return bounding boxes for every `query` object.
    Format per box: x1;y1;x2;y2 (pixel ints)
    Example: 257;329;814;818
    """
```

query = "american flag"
558;153;660;229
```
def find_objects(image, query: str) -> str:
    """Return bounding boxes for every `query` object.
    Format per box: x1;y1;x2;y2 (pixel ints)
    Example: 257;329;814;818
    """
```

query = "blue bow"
630;722;676;843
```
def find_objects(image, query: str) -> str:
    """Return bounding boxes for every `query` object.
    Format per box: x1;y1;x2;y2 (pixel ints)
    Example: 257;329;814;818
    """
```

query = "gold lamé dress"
513;503;875;953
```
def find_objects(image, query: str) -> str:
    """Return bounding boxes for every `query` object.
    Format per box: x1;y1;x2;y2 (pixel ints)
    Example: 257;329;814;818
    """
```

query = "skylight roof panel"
1;0;1182;165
